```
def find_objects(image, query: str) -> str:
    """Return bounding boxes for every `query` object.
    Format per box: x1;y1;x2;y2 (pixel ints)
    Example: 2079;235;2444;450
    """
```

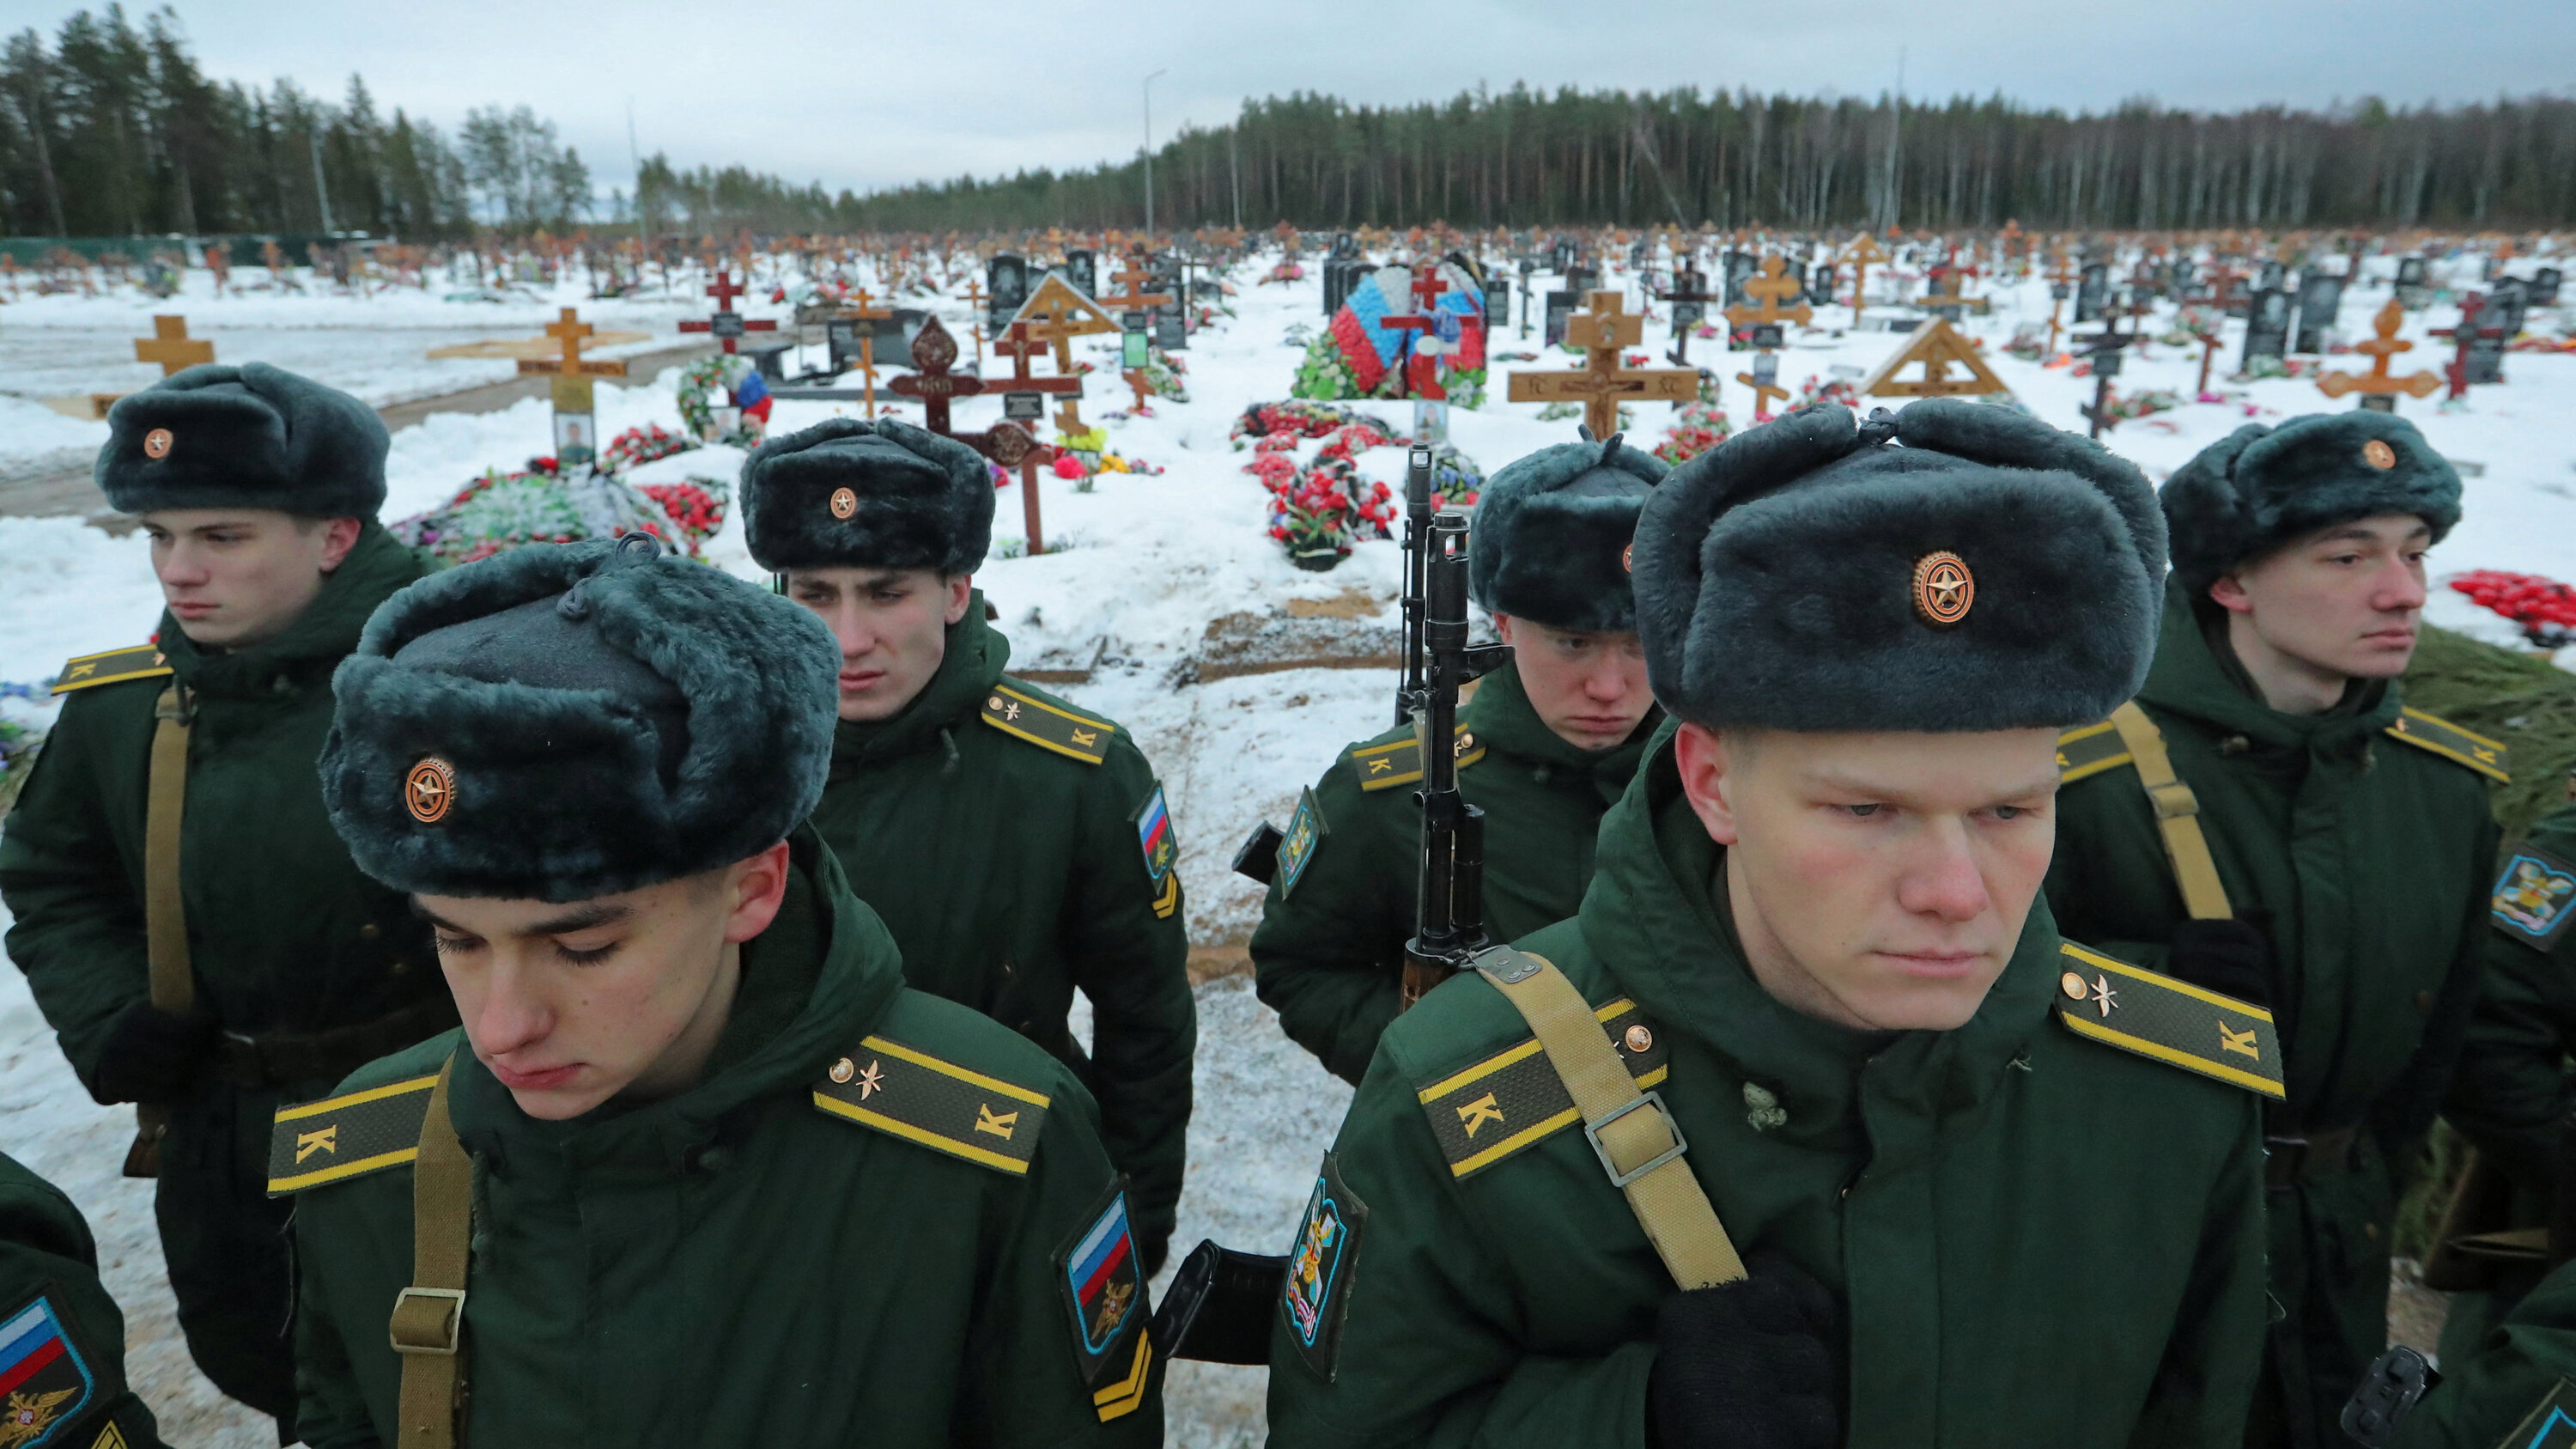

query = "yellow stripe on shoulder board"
1352;731;1486;793
1416;998;1671;1178
265;1072;440;1195
981;682;1112;764
2053;942;2285;1099
812;1034;1053;1174
2386;707;2511;782
2056;720;2133;784
52;644;173;693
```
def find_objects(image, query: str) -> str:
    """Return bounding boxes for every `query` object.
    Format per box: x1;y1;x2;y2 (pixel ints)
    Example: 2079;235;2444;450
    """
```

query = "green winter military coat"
806;598;1194;1263
0;1151;167;1449
1250;663;1654;1085
0;521;444;1413
2043;581;2502;1445
2382;1255;2576;1448
1267;734;2274;1448
285;833;1163;1448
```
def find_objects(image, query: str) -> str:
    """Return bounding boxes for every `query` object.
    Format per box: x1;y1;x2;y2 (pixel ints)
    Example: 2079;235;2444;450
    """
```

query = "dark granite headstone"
2531;267;2563;307
2396;257;2432;310
2257;261;2286;294
1544;291;1577;347
1722;252;1755;307
2075;262;2110;324
987;253;1030;330
1808;263;1837;308
1064;248;1097;297
1485;273;1510;326
2293;272;2345;354
2490;277;2531;338
2240;289;2290;368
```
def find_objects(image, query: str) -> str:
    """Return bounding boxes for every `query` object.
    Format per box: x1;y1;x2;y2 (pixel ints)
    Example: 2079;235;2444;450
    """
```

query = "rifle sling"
392;1056;472;1449
1472;947;1745;1291
130;685;193;1177
2107;702;2233;922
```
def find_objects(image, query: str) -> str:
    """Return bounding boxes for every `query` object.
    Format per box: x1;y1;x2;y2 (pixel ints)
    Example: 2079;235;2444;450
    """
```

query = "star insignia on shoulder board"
2089;974;2118;1017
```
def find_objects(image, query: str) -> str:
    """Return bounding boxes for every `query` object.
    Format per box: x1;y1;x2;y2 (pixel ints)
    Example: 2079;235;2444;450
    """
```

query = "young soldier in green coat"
0;1152;168;1449
0;364;447;1438
2041;412;2501;1449
1252;433;1663;1084
738;418;1194;1271
283;537;1161;1446
1268;402;2275;1448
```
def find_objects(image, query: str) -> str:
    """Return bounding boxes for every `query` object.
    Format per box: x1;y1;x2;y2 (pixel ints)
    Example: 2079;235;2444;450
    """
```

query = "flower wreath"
677;353;769;449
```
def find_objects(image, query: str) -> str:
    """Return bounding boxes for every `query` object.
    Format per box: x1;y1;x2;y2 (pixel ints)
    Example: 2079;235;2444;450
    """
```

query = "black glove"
1649;1250;1842;1449
1139;1233;1170;1280
2166;917;2272;1006
89;1001;220;1105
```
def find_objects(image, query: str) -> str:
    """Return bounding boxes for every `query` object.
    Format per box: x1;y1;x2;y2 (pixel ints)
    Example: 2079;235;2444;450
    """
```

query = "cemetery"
1;13;2574;1443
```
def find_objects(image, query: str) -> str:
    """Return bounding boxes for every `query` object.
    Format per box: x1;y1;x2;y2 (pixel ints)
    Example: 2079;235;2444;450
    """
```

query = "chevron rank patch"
1276;787;1327;898
1281;1152;1367;1382
0;1294;101;1447
981;683;1110;764
2494;846;2576;949
2500;1379;2576;1449
813;1035;1051;1175
1415;997;1670;1178
2054;942;2285;1099
266;1072;440;1195
1056;1183;1152;1421
2055;720;2132;784
2385;707;2511;782
1349;729;1486;793
49;645;170;695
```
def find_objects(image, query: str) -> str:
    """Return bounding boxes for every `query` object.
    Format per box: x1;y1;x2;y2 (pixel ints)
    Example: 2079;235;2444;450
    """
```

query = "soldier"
737;417;1194;1272
281;537;1161;1445
2041;412;2500;1447
1266;402;2275;1446
2361;1260;2576;1446
0;1152;167;1449
0;364;450;1438
1251;433;1665;1083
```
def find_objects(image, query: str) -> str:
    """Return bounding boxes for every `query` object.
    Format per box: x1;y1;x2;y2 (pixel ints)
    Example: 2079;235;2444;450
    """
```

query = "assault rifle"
1398;508;1512;1008
1394;445;1436;727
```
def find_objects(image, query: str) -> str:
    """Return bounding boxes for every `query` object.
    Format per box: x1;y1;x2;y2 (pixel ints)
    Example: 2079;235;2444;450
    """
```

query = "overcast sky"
14;0;2571;200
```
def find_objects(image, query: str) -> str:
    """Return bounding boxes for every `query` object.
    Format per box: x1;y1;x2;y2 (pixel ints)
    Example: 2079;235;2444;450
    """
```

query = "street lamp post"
1143;68;1167;241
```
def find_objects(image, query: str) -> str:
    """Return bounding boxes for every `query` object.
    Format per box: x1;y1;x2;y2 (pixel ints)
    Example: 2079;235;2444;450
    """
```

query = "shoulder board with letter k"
813;1035;1054;1174
981;682;1111;765
52;644;172;694
2053;942;2285;1099
2385;708;2510;782
1414;998;1669;1178
265;1072;440;1195
1351;730;1488;793
2055;719;2133;783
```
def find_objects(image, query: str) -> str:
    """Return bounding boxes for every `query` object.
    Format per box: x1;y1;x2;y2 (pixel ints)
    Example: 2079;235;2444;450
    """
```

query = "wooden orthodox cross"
985;321;1085;555
835;285;896;418
1725;257;1813;418
2044;253;2080;356
887;317;987;434
1012;274;1119;433
1842;234;1890;325
134;316;215;376
2317;299;2441;412
1506;290;1698;437
516;307;629;470
678;269;779;356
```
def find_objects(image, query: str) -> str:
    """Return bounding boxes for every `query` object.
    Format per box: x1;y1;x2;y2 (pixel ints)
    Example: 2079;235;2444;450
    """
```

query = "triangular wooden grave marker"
1860;317;2009;399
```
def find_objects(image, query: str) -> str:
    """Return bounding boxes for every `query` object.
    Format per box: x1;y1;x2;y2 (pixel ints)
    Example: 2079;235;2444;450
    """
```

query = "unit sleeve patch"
1276;787;1327;899
265;1073;441;1195
811;1035;1052;1174
1056;1179;1152;1422
2052;942;2286;1099
1281;1152;1368;1383
0;1291;106;1446
2499;1378;2576;1448
2493;847;2576;950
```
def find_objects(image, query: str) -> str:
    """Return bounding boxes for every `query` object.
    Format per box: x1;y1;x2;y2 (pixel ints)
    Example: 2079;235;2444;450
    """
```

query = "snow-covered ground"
0;242;2571;1441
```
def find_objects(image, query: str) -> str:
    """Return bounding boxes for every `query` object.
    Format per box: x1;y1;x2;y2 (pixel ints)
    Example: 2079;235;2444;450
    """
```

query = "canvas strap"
2107;702;2233;922
1472;947;1745;1290
125;685;193;1178
392;1056;472;1449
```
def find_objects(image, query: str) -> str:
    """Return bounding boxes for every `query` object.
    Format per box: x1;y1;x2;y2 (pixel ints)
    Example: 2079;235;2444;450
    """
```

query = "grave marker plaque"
1808;263;1838;309
2395;257;2431;311
987;254;1031;332
2465;299;2507;387
2257;260;2286;294
1064;248;1097;298
1003;391;1045;423
1722;252;1755;307
1544;290;1578;347
2241;289;2291;368
2531;267;2563;307
2491;277;2531;339
1485;272;1510;326
2293;272;2345;354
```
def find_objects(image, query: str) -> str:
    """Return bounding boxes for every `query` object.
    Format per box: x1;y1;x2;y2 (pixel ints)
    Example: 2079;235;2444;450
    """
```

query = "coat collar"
2136;577;2398;756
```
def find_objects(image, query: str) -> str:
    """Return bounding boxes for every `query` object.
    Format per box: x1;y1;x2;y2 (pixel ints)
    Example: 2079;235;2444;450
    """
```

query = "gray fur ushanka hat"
2160;411;2460;596
321;538;840;903
1632;400;2166;733
98;362;389;519
739;417;994;574
1469;433;1668;634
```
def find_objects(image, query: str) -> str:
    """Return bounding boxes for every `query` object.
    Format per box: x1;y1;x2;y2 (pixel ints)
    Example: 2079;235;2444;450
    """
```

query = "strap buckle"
2146;780;2201;819
389;1286;466;1356
1584;1090;1688;1189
